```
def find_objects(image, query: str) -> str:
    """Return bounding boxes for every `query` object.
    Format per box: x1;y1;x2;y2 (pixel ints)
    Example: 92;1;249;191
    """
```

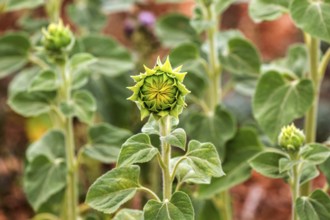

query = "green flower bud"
278;124;305;152
41;20;74;58
128;57;190;120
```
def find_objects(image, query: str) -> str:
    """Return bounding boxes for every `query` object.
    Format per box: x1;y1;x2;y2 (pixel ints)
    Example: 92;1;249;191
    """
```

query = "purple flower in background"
138;11;155;27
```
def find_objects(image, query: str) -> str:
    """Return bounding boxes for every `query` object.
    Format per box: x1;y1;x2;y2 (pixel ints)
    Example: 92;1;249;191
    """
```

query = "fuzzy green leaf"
113;209;143;220
186;140;224;178
296;190;330;220
86;165;140;214
171;157;211;185
72;90;97;124
117;133;158;167
0;33;30;78
70;52;96;71
156;13;199;47
249;0;288;22
29;70;58;92
73;35;133;77
184;105;236;158
143;191;194;220
249;151;288;178
300;144;330;165
253;71;314;142
83;123;132;163
162;128;186;151
8;91;56;117
199;127;263;198
290;0;330;43
220;38;261;75
23;130;66;211
215;0;236;14
5;0;44;11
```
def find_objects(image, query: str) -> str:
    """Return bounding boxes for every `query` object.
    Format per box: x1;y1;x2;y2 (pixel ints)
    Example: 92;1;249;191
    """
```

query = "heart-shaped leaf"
183;105;236;158
249;151;288;178
253;70;314;142
162;128;186;151
290;0;330;43
186;140;224;178
143;191;194;220
296;190;330;220
23;130;66;211
86;165;140;214
117;133;158;167
199;127;263;198
249;0;289;22
300;143;330;165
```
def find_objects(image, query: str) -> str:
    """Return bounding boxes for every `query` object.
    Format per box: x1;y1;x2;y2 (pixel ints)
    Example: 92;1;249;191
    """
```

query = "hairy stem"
290;162;300;220
301;36;320;196
204;3;221;115
60;62;78;220
159;116;172;200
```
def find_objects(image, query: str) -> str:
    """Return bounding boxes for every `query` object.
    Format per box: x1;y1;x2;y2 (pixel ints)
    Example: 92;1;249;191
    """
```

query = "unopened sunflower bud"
42;20;73;56
278;124;305;152
128;57;190;120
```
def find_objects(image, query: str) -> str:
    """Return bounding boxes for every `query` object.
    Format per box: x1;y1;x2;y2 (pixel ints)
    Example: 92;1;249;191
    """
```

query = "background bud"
128;57;190;120
42;20;73;54
278;124;305;152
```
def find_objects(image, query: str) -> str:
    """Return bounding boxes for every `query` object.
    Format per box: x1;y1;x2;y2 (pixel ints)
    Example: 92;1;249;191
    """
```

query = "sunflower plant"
86;57;225;220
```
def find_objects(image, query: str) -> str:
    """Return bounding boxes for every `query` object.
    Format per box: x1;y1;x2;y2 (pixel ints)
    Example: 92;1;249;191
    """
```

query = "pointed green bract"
128;57;190;120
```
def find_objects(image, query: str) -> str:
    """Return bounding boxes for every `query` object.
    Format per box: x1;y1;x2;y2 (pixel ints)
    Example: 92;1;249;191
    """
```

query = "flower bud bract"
278;124;305;152
128;57;190;120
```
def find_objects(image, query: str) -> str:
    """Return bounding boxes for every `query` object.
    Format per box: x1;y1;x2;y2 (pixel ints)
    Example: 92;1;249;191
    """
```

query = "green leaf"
67;0;106;32
113;209;143;220
186;140;224;177
83;123;132;163
170;43;200;66
156;13;199;47
219;38;261;75
72;90;97;124
249;151;288;178
8;91;56;117
8;67;40;96
183;105;236;158
296;190;330;220
253;70;314;142
70;52;96;71
23;130;66;211
29;70;58;92
142;114;179;135
171;157;211;185
162;128;186;151
117;133;158;167
72;69;90;90
199;127;263;198
300;144;330;165
320;157;330;184
143;191;194;220
26;130;66;161
300;164;319;185
270;44;308;78
73;35;133;77
215;0;236;14
0;33;30;78
290;0;330;43
249;0;289;22
197;200;221;220
86;165;140;214
5;0;44;11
